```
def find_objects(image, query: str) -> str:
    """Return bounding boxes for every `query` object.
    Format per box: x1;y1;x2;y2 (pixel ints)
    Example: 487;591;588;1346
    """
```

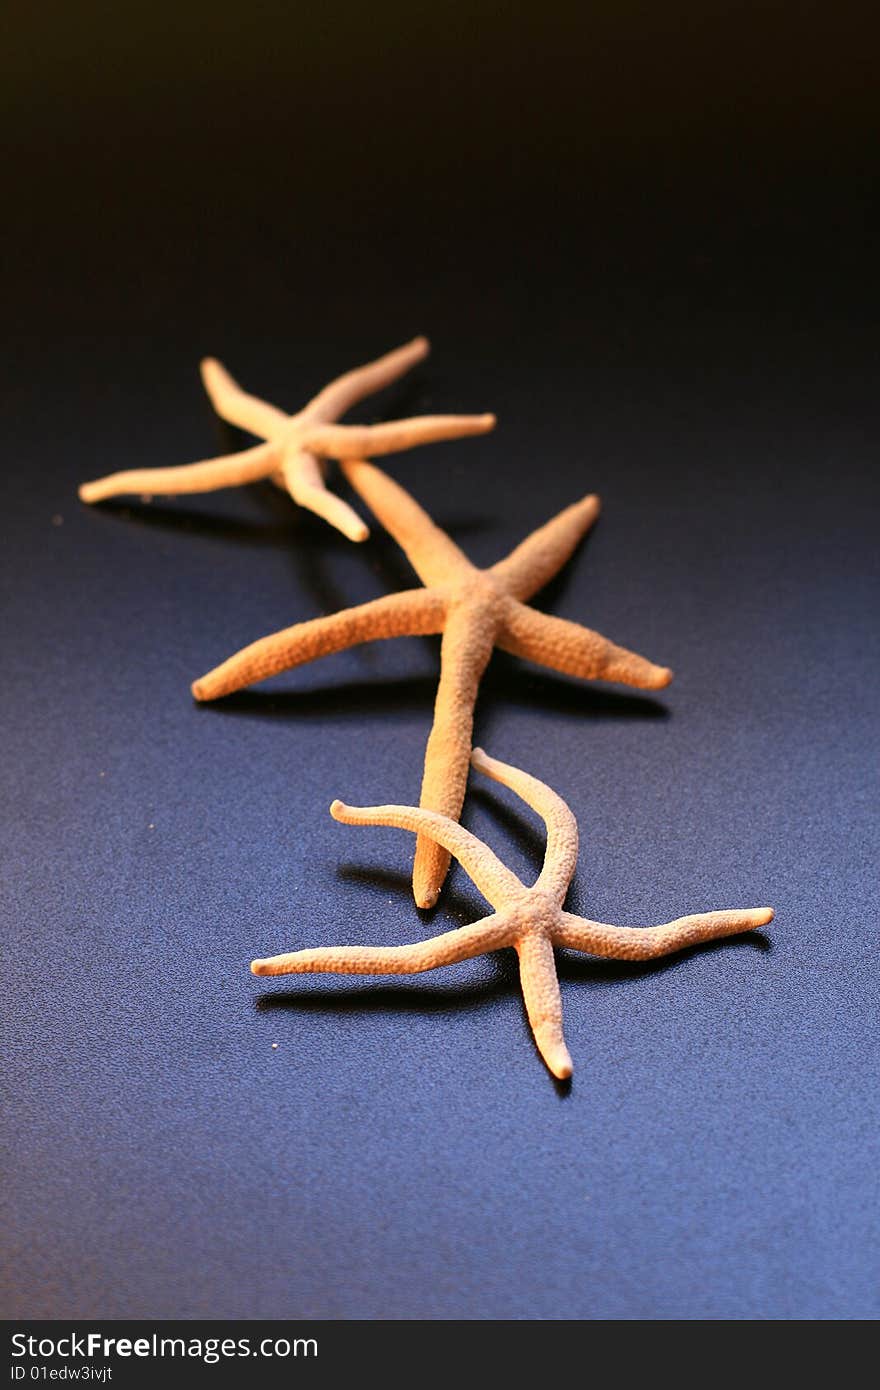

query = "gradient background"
2;2;878;1319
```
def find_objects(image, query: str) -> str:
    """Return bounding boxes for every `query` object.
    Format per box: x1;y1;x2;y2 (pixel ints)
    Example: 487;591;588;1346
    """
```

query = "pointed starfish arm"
191;589;445;701
490;494;601;601
413;613;497;908
498;598;673;691
516;933;573;1079
330;799;523;910
554;906;774;961
200;357;290;439
78;441;277;504
302;336;430;424
471;747;579;900
279;451;368;542
306;414;496;462
251;910;516;977
341;459;475;586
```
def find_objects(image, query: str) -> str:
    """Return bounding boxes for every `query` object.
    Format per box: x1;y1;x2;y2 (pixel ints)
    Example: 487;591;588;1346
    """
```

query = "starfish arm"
490;494;601;601
191;589;444;701
413;610;497;908
498;598;673;691
515;933;573;1079
341;460;475;587
302;336;430;424
280;450;369;542
470;747;579;901
200;357;290;439
78;441;277;504
554;906;774;961
330;799;523;911
251;909;517;977
306;414;496;461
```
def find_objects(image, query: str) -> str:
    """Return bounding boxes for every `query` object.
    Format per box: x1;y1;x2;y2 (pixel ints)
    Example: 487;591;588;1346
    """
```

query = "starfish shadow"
85;479;492;599
335;863;489;926
254;967;514;1015
81;492;299;548
255;959;573;1094
252;933;770;1091
484;655;670;719
200;670;669;724
95;472;379;622
202;674;437;719
465;785;548;869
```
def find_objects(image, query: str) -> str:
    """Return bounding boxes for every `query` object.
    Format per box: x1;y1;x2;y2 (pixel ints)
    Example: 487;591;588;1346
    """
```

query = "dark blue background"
2;2;878;1320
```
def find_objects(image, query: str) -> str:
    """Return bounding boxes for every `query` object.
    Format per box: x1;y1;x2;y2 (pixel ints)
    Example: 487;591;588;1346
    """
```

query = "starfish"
252;748;774;1078
78;336;495;542
193;460;674;907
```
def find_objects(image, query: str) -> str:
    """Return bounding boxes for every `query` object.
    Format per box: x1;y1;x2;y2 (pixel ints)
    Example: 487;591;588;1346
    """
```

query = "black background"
2;2;878;1319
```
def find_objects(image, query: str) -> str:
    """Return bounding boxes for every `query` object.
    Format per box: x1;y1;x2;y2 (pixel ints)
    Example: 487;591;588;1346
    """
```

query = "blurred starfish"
194;461;673;907
78;336;495;541
253;748;773;1078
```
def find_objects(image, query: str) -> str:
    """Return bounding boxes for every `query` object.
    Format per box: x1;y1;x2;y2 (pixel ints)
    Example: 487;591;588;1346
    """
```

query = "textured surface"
2;2;879;1321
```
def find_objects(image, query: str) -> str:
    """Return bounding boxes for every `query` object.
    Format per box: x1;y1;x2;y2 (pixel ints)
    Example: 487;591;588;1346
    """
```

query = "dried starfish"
193;460;673;907
78;336;495;541
252;748;773;1078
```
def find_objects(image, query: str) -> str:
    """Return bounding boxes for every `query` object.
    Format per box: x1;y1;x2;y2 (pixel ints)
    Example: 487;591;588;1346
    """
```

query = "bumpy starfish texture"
252;748;774;1078
78;336;495;541
193;461;673;907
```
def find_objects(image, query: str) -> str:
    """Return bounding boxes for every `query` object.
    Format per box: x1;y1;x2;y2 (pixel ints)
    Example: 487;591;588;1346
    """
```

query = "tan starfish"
193;460;673;907
78;336;495;542
252;748;773;1078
